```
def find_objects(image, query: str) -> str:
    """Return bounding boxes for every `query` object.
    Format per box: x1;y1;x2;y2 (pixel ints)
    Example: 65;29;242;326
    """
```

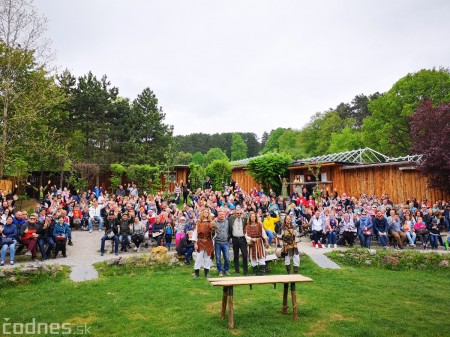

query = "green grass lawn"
1;256;449;337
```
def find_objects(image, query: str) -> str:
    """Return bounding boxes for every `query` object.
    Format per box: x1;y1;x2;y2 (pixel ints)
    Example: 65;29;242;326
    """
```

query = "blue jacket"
356;217;373;235
53;222;71;237
2;223;18;239
373;217;388;233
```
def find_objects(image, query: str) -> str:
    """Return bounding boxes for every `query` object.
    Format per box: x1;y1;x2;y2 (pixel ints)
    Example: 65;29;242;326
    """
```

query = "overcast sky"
35;0;450;138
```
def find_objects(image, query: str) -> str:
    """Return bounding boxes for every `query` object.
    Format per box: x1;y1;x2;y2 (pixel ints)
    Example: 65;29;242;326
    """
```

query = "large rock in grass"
439;260;449;267
151;246;168;255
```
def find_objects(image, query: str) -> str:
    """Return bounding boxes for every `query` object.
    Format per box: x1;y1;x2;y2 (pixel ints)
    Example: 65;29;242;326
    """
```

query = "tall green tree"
205;159;232;191
191;151;204;166
230;133;248;161
247;153;291;194
363;68;450;156
127;87;174;165
203;148;228;166
0;0;51;177
71;72;118;165
327;127;363;153
261;128;286;154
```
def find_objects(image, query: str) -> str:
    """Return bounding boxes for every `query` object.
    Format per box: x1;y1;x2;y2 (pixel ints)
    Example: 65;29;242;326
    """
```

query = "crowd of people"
1;180;449;274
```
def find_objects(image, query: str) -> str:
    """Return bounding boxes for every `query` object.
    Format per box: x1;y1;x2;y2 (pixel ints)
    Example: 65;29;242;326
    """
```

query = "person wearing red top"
19;213;40;260
72;205;83;230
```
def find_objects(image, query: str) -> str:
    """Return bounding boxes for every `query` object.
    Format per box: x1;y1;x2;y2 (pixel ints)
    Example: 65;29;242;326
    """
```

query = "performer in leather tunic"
245;211;268;275
192;208;215;278
281;215;300;274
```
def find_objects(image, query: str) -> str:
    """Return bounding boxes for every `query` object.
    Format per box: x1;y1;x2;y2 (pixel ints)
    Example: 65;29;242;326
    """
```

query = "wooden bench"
208;274;313;329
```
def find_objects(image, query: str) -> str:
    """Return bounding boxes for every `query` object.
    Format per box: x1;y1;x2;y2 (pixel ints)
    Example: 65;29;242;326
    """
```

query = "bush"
327;248;449;271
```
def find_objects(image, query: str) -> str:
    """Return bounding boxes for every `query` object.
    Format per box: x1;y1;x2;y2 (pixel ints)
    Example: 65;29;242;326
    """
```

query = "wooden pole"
291;282;298;321
282;283;289;314
221;286;228;320
228;286;234;329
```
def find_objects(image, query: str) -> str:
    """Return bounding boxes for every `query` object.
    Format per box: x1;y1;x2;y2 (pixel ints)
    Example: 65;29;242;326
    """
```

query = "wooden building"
231;148;450;204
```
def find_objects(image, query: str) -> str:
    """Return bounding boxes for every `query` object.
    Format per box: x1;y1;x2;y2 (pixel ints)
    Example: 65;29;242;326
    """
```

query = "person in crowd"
176;230;195;265
192;208;215;278
131;215;146;252
373;210;389;249
414;216;429;249
245;211;269;275
263;210;280;246
88;199;107;233
281;215;300;274
355;211;373;248
326;210;339;248
37;215;55;260
389;212;406;249
309;211;325;248
19;213;40;260
338;213;357;247
53;215;71;258
214;208;230;276
164;220;173;250
0;215;17;266
175;216;186;247
152;216;165;247
429;218;440;250
101;211;120;256
72;204;83;230
118;213;132;252
403;213;416;247
228;207;248;276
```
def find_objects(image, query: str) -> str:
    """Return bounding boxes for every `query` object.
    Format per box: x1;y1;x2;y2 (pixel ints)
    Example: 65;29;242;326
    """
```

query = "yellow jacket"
263;215;280;232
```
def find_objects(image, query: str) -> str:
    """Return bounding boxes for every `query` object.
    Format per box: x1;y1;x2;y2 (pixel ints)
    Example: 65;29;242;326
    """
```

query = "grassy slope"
0;257;449;337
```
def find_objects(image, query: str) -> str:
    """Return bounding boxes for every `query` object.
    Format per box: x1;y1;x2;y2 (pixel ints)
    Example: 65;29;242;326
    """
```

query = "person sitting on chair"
53;215;71;258
118;213;132;252
19;213;40;261
176;230;195;265
37;215;55;260
101;211;120;256
1;215;18;266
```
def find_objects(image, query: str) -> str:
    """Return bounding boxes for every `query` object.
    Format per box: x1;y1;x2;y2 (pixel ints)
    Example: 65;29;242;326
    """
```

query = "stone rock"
19;267;40;274
41;264;51;272
9;276;17;282
151;246;168;255
0;271;5;278
365;259;372;265
439;260;449;267
368;249;377;256
2;268;15;275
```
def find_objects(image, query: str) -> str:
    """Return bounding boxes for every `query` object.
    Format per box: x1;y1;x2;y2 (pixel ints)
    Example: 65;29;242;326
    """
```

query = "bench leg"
290;282;298;321
221;286;228;320
228;286;234;329
282;283;289;314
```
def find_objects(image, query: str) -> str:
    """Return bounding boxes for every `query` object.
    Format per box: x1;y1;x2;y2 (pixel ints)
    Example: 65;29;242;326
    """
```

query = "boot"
193;269;199;279
204;269;210;278
252;265;257;276
260;265;266;275
285;265;291;274
68;239;73;246
293;266;299;274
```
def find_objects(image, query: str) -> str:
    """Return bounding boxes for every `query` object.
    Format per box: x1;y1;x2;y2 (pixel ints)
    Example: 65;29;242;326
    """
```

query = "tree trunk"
39;163;44;187
60;167;64;189
0;101;8;179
